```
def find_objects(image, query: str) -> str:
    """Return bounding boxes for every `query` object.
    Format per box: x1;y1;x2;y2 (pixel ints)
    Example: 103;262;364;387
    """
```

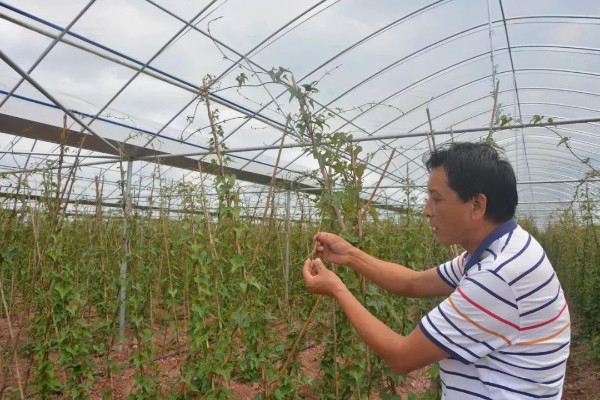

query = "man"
303;142;570;399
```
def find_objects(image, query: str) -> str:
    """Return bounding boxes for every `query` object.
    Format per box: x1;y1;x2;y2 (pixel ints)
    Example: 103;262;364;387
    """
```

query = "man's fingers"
313;245;324;258
314;232;334;244
313;258;326;271
302;258;313;281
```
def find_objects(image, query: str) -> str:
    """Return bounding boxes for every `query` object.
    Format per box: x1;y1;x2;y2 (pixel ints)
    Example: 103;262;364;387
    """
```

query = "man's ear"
471;193;487;220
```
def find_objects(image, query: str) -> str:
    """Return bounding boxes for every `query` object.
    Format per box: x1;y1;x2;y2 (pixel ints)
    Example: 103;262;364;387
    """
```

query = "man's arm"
313;232;455;298
349;248;454;298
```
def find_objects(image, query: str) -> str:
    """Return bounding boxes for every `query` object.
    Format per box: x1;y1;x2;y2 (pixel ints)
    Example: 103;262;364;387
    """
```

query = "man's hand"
313;232;356;266
302;258;346;298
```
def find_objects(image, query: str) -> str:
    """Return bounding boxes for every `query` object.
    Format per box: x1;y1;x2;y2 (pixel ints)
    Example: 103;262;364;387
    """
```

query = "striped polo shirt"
419;219;570;399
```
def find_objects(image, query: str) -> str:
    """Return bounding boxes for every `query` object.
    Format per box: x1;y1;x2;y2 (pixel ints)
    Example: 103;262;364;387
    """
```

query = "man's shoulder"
474;226;551;284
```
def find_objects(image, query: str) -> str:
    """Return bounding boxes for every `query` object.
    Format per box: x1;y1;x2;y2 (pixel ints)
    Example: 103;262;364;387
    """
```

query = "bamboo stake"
221;115;290;367
426;107;436;150
352;148;397;237
291;74;347;233
486;80;501;141
271;297;323;391
0;280;24;400
197;161;223;331
332;267;340;400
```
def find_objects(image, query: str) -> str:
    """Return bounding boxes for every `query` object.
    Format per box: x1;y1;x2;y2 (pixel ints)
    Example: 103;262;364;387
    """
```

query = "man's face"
423;166;473;245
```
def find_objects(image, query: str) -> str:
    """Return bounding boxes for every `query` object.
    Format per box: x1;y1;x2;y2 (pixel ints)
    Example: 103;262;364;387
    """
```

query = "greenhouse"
0;0;599;398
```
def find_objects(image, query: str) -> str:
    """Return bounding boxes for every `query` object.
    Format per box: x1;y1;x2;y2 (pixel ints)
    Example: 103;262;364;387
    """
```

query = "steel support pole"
487;0;496;88
119;159;133;351
285;190;291;304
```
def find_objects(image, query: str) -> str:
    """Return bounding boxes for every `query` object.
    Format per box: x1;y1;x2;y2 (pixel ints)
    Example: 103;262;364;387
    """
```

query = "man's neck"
463;220;503;255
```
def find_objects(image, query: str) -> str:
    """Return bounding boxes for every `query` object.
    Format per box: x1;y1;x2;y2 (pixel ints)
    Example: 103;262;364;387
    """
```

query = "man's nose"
423;199;433;218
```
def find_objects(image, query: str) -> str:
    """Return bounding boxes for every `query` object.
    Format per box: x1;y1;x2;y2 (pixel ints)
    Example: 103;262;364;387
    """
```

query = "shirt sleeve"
420;269;520;364
436;251;467;289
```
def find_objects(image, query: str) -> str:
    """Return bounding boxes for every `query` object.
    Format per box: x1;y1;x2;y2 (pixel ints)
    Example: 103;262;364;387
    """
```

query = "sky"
1;0;600;221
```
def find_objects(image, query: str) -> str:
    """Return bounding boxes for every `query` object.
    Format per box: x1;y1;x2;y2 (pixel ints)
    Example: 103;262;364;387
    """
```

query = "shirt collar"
463;219;518;273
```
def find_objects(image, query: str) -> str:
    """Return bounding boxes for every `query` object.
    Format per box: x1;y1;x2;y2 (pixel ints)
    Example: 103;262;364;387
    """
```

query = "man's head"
423;142;518;247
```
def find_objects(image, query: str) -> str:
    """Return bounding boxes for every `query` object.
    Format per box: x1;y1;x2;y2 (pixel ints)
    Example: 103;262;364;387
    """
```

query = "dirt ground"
1;317;599;399
562;330;600;400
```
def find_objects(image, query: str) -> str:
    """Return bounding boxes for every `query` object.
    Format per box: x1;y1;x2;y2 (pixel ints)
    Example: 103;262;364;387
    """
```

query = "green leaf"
229;254;246;274
140;329;153;341
379;392;403;400
355;163;366;180
369;207;379;223
557;136;570;147
235;72;248;88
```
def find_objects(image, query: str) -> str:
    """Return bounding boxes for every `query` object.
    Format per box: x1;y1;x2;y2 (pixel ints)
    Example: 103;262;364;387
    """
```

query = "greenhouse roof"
1;0;600;221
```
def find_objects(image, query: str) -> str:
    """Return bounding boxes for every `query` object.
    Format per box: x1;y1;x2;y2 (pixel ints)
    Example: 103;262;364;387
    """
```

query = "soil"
2;316;599;399
562;330;600;400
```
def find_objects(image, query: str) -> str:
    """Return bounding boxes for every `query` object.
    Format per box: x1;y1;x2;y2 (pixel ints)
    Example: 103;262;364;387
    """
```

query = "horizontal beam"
134;116;600;161
0;150;121;159
0;113;317;191
353;179;600;190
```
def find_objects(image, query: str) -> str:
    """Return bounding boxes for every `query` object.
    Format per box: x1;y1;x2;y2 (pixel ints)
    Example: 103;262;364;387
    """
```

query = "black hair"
424;142;518;223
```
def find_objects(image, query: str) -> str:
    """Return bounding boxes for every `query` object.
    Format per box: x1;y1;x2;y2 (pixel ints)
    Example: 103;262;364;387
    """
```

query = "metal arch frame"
517;187;578;204
140;0;409;186
507;163;598;183
386;128;600;188
329;68;600;188
125;11;593;189
114;3;414;199
317;25;600;131
0;11;290;133
501;149;600;173
353;66;600;142
429;109;600;144
517;185;578;200
392;129;600;192
0;10;320;179
0;92;308;176
190;0;454;177
52;1;220;200
361;89;600;172
499;155;598;172
499;134;600;157
361;94;600;178
1;3;404;188
69;0;356;201
264;49;600;182
498;0;533;187
515;185;583;201
3;6;600;206
321;60;600;188
184;18;600;188
141;0;331;150
0;0;96;167
138;8;412;195
381;144;600;204
330;63;600;138
360;116;600;203
0;50;126;157
4;6;600;188
360;95;600;184
313;17;600;125
4;6;600;142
